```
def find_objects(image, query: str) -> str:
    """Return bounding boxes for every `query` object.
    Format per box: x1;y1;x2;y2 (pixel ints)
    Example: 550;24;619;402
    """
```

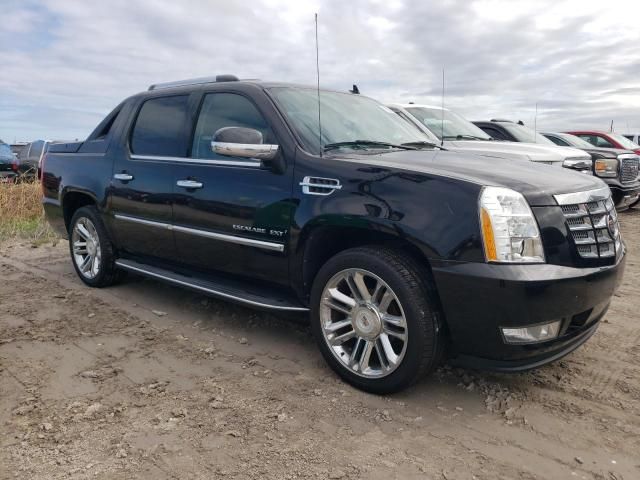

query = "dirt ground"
1;212;639;480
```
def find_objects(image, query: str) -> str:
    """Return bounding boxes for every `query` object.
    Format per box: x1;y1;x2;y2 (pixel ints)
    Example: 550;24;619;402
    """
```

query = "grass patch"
0;180;58;244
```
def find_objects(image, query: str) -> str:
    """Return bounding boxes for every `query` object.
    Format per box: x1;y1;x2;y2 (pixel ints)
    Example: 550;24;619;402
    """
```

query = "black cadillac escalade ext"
42;76;625;393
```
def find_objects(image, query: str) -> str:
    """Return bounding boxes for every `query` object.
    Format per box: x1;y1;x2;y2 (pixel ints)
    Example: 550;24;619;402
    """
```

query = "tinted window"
545;135;570;146
95;107;122;139
478;126;508;141
191;93;275;159
131;95;189;157
576;134;595;146
594;135;615;148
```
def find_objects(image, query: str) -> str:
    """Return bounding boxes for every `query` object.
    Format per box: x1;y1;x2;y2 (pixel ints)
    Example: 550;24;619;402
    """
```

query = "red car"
566;130;640;155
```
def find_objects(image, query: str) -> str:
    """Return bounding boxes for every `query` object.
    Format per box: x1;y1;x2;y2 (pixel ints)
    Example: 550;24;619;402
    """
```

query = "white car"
388;103;592;172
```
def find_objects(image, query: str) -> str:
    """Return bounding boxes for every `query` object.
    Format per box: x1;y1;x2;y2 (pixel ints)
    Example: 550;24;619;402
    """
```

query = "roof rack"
148;74;239;91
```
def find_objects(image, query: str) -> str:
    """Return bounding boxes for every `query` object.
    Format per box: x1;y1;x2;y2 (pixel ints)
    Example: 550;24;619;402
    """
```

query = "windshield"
405;107;491;141
556;133;595;149
500;123;555;145
609;132;640;150
268;87;429;153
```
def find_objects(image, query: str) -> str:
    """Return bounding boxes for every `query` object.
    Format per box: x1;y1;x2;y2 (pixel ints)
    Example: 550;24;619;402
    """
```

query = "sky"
1;0;639;142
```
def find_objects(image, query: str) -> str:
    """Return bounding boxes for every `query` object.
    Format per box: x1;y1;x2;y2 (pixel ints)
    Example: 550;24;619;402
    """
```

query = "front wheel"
69;206;124;287
310;246;443;394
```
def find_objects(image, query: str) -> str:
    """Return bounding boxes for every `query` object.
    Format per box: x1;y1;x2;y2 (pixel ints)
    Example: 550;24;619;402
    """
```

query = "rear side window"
94;108;121;139
191;93;274;159
131;95;190;157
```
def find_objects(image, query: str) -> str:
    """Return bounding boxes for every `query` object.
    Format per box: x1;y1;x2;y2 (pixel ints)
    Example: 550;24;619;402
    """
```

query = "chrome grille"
620;155;639;183
557;189;622;260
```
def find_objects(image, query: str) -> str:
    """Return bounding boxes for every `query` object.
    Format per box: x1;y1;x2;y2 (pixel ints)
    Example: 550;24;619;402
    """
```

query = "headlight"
594;158;618;177
479;186;545;263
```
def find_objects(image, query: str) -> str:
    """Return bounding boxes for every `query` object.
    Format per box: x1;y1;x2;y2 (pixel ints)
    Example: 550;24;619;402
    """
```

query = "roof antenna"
440;68;445;147
534;103;538;143
349;84;360;94
315;13;323;158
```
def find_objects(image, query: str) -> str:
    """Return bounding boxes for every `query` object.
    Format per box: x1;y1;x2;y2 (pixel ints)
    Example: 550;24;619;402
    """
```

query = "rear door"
109;94;191;261
171;91;293;286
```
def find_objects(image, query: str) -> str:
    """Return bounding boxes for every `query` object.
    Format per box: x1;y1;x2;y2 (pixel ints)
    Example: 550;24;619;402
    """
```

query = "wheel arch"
295;222;442;306
61;189;98;233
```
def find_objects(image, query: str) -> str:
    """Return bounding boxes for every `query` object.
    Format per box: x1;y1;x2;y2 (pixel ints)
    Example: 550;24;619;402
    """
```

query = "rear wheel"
310;246;443;394
69;206;124;287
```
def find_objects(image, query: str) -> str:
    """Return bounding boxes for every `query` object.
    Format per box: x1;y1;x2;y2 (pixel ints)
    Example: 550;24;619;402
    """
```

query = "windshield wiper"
442;135;489;141
400;140;440;149
323;140;417;151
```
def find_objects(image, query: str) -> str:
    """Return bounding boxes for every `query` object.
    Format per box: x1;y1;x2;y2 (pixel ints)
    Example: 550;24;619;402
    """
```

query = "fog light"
501;320;562;344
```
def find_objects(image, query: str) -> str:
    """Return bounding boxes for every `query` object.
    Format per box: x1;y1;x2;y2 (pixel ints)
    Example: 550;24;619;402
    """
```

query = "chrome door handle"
177;179;203;189
113;173;134;181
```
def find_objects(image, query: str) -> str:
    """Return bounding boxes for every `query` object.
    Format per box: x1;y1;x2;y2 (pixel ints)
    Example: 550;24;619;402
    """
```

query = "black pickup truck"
43;76;625;393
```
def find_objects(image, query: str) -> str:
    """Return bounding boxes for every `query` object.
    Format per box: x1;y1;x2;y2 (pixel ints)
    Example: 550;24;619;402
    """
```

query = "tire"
68;206;124;287
310;246;443;394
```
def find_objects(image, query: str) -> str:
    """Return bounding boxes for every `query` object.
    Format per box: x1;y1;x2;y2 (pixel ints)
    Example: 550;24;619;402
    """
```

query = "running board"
114;259;309;312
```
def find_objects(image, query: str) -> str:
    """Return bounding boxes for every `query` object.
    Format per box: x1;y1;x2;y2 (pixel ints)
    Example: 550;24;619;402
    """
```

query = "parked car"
542;132;640;209
0;140;19;182
565;130;640;156
43;76;625;393
389;105;592;172
622;133;639;144
10;142;29;162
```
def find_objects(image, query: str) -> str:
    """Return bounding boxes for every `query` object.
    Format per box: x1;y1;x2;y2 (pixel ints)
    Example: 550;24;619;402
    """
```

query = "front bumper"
607;182;640;209
431;252;625;371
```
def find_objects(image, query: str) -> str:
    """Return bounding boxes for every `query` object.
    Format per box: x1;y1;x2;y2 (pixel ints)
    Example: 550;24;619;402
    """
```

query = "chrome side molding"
113;214;284;252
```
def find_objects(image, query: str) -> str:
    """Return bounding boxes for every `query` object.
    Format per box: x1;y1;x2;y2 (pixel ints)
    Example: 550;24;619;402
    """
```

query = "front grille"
560;195;622;259
620;155;639;183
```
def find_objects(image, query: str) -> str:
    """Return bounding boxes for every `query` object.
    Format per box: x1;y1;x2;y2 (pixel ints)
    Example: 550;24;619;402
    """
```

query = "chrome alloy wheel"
319;268;408;378
71;217;101;279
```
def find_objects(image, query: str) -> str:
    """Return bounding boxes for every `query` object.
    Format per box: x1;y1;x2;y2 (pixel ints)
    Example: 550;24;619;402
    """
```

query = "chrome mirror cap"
211;126;278;160
211;141;278;160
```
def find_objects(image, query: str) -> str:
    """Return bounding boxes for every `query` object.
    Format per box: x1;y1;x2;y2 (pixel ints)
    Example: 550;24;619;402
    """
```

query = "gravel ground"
1;211;639;480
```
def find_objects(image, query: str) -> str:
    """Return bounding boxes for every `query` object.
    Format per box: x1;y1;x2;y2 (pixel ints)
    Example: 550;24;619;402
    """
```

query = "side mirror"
563;158;593;174
211;127;279;160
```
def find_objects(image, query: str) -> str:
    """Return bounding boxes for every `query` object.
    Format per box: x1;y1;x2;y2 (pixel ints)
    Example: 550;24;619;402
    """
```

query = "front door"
110;94;192;261
172;92;293;286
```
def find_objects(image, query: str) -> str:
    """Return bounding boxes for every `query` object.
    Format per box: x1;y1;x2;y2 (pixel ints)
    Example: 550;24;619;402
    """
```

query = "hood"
336;149;605;207
574;146;635;158
444;140;591;164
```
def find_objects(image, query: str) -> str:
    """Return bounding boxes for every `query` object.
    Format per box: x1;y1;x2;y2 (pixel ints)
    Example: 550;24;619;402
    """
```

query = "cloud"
1;0;639;142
